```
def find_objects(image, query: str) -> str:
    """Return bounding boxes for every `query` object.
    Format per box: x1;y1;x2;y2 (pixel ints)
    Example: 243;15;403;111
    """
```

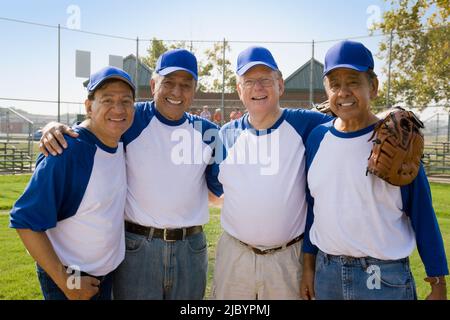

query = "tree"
142;38;192;70
373;0;449;108
141;39;236;94
141;38;168;70
198;41;236;93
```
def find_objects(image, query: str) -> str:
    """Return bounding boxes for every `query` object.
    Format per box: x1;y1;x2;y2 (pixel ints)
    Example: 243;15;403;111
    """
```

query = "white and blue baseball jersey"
302;120;448;276
121;101;223;228
10;126;127;276
216;108;331;247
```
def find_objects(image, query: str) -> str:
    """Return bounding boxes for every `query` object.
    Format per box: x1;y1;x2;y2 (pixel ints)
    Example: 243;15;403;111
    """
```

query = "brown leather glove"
313;100;336;117
367;107;424;186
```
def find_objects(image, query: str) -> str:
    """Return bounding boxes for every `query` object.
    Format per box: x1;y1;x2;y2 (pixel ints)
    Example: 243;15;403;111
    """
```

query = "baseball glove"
366;107;424;186
313;100;336;117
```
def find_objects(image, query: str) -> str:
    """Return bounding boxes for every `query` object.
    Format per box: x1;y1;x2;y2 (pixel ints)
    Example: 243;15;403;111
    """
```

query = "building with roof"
115;56;327;121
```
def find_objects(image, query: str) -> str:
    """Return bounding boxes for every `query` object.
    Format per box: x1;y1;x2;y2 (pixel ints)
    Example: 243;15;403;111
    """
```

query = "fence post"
135;37;140;100
6;110;10;142
28;122;32;162
386;30;393;108
447;108;450;143
58;24;61;122
309;40;314;107
436;112;440;142
221;38;226;126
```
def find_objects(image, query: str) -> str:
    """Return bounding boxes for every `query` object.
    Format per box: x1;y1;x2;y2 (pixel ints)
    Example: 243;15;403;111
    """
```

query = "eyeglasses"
240;78;276;89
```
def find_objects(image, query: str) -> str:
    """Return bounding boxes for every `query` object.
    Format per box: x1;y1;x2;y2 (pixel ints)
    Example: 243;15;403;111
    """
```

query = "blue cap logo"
155;49;198;80
236;46;279;76
323;40;374;77
87;66;136;94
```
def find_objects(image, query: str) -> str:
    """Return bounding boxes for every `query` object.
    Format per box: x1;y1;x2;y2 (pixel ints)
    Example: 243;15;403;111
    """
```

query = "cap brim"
157;67;198;80
237;62;278;76
89;75;136;92
323;64;370;77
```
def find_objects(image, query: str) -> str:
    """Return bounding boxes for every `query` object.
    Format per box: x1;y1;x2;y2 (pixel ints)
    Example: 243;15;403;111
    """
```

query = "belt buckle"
163;229;176;242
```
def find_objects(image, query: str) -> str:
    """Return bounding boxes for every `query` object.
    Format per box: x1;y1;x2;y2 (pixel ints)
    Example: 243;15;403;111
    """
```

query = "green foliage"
199;41;236;93
141;38;192;70
141;38;168;70
141;38;236;94
373;0;450;108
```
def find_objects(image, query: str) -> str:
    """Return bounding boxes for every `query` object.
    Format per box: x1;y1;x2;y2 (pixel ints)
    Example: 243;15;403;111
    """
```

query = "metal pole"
28;122;32;164
6;110;9;142
386;30;393;108
58;24;61;122
447;108;450;143
221;38;226;126
135;37;139;100
309;40;314;107
436;112;439;142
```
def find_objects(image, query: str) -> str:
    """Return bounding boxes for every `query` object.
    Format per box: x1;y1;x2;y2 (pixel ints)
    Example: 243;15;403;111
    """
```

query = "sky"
0;0;391;116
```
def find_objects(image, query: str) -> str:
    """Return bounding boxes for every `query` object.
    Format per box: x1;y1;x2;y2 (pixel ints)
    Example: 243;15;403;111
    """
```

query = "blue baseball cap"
237;46;279;76
87;66;136;95
155;49;198;80
323;40;374;77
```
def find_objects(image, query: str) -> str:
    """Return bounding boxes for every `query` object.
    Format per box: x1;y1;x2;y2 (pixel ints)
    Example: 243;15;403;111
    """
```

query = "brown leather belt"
239;234;304;255
125;221;203;242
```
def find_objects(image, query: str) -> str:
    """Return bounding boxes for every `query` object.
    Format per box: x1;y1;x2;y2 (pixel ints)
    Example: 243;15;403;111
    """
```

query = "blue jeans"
36;264;113;300
112;230;208;300
314;250;417;300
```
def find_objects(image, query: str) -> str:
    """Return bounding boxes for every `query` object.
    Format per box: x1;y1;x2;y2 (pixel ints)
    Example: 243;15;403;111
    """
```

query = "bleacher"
0;141;34;174
423;141;450;176
0;108;35;174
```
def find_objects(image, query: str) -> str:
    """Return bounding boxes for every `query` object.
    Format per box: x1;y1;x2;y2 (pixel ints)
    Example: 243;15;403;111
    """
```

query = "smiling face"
236;65;284;116
151;71;196;121
84;80;135;147
324;68;378;124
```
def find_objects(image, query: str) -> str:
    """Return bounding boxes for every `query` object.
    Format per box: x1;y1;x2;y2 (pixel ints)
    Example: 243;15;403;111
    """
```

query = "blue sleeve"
303;185;318;254
191;115;224;197
302;124;332;255
9;138;95;232
205;124;223;197
206;162;223;197
401;166;449;276
285;108;334;142
122;101;154;147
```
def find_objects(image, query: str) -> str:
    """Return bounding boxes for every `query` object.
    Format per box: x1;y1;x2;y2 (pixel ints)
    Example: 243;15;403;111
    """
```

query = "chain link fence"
0;16;448;175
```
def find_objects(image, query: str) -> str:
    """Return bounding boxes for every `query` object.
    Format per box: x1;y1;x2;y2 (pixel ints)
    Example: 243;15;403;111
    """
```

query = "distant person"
10;67;136;300
229;108;243;121
213;108;222;126
200;105;212;121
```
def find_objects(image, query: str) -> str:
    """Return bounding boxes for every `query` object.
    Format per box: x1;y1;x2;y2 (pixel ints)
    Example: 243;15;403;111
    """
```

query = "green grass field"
0;174;448;300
